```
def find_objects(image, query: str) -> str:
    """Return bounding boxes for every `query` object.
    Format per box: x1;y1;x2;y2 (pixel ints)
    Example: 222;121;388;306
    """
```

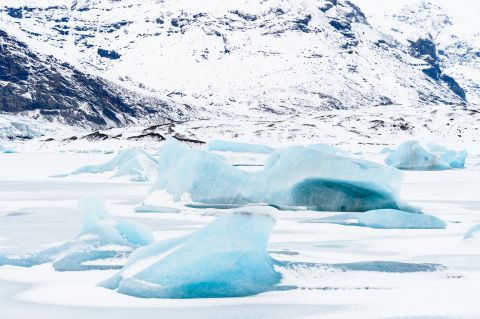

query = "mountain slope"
0;29;193;128
0;0;469;120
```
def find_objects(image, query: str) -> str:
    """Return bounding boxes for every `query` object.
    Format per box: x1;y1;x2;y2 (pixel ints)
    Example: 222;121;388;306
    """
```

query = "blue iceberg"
464;224;480;240
307;143;345;155
101;206;280;298
385;141;452;170
53;148;158;181
0;197;154;271
426;143;467;169
147;139;408;212
0;144;16;153
305;209;446;229
207;139;274;154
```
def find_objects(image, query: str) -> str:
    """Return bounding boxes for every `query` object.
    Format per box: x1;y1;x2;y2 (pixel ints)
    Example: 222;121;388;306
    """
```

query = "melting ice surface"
307;143;345;155
53;148;158;181
101;206;280;298
305;209;446;229
385;140;466;170
146;138;408;212
0;197;154;271
207;139;274;154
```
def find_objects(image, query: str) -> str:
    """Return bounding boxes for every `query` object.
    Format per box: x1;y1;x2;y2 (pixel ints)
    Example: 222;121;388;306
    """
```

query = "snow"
53;148;158;182
207;140;273;154
147;139;407;212
385;140;452;170
308;209;446;229
0;196;154;271
102;206;280;298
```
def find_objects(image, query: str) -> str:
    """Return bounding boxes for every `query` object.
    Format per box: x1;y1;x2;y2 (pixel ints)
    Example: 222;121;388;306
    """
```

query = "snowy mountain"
0;0;473;128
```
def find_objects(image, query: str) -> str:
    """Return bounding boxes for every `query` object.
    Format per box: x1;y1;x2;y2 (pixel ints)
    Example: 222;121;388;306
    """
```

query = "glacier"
147;138;408;212
0;197;154;271
101;206;281;298
385;140;453;170
207;139;274;154
53;148;158;181
305;209;446;229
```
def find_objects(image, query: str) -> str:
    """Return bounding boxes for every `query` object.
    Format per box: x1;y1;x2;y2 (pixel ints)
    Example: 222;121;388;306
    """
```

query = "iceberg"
385;141;452;170
0;144;16;153
147;138;408;212
307;143;345;155
305;209;446;229
101;206;280;298
207;139;274;154
464;224;480;240
0;197;154;271
426;143;467;169
53;148;158;181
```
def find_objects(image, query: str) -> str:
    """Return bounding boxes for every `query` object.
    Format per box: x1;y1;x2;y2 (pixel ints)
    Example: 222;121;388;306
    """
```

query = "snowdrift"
53;148;158;181
306;209;446;229
101;206;280;298
385;141;466;170
0;197;154;271
146;139;407;212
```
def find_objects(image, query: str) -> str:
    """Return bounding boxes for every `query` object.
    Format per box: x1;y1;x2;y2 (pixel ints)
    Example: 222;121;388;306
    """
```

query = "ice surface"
464;224;480;240
53;148;158;181
207;139;273;154
101;206;280;298
385;141;452;170
426;143;468;169
148;139;407;212
306;209;446;229
0;197;154;271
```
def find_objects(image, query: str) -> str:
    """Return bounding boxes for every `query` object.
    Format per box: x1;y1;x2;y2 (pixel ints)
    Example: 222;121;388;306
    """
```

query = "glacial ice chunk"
306;209;446;229
307;143;345;155
426;143;467;169
147;139;407;212
53;148;158;181
100;206;280;298
0;144;16;153
385;141;452;170
464;224;480;240
207;139;274;154
0;197;154;271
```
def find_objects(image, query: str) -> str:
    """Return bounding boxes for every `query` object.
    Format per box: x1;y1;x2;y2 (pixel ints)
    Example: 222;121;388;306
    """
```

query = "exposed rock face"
0;29;191;128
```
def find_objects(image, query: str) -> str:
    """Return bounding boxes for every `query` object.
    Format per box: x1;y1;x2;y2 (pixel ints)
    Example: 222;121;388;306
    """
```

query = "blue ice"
305;209;446;229
100;206;280;298
149;139;408;212
464;224;480;240
207;139;274;154
426;143;467;169
53;148;158;181
0;144;16;153
385;141;452;170
0;197;154;271
307;143;345;154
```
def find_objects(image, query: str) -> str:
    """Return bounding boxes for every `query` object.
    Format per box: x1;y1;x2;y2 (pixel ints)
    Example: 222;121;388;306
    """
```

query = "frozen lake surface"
0;150;479;319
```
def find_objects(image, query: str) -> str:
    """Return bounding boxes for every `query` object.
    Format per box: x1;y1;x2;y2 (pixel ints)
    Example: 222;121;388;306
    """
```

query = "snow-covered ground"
0;145;479;319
